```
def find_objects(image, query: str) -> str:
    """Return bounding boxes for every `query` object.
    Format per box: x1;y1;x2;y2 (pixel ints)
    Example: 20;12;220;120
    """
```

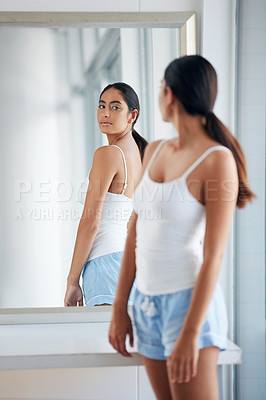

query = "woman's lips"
100;122;112;127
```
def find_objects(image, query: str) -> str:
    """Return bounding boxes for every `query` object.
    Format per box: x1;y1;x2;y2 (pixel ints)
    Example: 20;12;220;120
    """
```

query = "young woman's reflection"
64;83;147;307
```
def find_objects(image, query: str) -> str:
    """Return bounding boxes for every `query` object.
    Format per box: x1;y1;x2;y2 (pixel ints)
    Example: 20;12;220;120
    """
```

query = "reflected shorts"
82;251;135;306
133;284;228;360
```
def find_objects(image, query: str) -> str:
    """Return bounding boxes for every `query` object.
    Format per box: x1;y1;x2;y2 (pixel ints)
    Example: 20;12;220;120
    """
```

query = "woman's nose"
103;108;110;117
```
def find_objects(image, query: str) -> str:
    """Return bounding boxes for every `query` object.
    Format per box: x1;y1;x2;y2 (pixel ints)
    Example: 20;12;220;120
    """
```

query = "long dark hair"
100;82;148;160
164;55;255;208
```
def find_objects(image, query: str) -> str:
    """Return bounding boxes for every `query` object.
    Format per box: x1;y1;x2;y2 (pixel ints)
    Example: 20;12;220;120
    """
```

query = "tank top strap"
146;139;169;172
111;145;128;195
182;145;232;179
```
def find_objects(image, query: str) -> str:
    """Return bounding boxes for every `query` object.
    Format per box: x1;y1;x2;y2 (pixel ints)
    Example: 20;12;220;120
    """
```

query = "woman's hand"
64;282;83;307
108;308;134;357
166;331;199;384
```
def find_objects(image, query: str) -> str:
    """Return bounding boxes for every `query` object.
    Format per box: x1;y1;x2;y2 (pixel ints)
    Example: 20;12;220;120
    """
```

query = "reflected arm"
64;146;119;306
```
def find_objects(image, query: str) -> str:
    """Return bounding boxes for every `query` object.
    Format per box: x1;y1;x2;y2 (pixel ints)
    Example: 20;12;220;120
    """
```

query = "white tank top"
133;139;231;295
80;145;134;262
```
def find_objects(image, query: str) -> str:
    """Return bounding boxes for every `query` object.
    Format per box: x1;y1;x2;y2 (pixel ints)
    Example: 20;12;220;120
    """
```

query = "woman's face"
97;88;133;135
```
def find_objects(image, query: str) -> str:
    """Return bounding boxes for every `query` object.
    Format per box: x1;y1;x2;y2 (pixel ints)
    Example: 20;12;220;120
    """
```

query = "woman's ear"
130;109;138;124
165;86;175;107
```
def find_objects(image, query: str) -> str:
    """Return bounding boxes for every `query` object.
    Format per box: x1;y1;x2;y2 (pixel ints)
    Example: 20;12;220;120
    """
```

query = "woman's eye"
98;104;105;109
111;106;120;110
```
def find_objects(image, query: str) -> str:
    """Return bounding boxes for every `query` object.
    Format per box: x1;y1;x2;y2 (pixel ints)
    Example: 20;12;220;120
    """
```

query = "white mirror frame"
0;12;196;55
0;11;196;325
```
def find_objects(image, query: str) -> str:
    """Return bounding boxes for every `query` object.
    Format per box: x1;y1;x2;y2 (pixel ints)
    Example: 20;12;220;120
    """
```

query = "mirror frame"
0;11;196;325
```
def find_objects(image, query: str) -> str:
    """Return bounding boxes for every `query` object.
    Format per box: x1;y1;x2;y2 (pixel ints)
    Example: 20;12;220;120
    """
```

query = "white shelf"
0;319;242;371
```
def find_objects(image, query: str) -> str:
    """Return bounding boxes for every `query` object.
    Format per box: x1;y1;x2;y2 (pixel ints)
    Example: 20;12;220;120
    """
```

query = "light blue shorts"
133;284;228;360
82;251;135;306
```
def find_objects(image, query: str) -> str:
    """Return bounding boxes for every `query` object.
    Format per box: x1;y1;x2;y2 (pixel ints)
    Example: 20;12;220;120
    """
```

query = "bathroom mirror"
0;12;196;322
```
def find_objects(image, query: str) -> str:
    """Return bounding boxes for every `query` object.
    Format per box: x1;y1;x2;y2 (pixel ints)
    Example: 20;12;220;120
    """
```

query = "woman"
64;82;147;307
109;56;255;399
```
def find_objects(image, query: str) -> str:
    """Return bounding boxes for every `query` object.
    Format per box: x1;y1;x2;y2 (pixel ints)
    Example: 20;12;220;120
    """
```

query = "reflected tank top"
80;145;133;261
133;139;231;295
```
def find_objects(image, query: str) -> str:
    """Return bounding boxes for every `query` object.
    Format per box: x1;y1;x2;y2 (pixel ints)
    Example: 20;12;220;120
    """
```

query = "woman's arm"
109;140;163;355
108;210;138;356
112;140;163;310
167;150;239;383
64;146;119;306
112;211;138;311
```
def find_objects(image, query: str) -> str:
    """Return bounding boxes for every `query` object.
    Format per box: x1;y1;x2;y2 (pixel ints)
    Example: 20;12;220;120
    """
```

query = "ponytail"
206;113;256;208
132;128;148;161
164;55;256;209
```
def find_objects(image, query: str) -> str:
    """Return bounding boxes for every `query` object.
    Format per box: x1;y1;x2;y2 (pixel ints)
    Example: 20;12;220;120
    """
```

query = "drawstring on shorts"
140;296;158;317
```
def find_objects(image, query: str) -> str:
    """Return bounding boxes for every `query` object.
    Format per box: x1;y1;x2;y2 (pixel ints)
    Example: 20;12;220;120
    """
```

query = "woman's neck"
107;129;132;146
172;112;209;149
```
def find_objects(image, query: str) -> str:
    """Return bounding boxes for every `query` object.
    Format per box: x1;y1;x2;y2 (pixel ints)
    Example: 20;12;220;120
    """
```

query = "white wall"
0;0;138;12
0;366;155;400
235;1;266;399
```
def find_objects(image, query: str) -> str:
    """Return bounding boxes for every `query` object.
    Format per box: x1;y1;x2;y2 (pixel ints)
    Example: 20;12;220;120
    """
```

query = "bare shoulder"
144;139;164;154
94;144;120;158
93;145;121;166
89;146;119;179
206;148;237;180
142;139;164;169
